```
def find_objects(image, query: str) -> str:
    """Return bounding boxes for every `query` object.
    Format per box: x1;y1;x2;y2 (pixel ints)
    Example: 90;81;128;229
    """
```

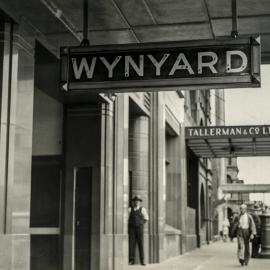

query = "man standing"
251;205;262;258
237;204;256;266
128;195;149;266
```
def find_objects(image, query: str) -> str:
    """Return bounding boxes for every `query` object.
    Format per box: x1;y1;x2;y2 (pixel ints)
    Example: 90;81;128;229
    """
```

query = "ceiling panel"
88;30;137;45
2;0;270;63
134;23;212;42
53;0;128;30
212;16;270;37
4;0;69;35
206;0;270;18
46;32;80;50
146;0;208;24
114;0;155;26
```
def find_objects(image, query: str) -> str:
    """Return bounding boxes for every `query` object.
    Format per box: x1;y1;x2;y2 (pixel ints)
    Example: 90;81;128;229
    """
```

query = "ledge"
165;224;182;235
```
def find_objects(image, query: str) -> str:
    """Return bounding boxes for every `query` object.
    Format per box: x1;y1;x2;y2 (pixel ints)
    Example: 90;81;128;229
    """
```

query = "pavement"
126;241;270;270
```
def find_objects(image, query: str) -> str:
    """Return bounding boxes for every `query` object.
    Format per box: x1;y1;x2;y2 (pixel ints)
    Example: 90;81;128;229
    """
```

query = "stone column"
129;114;150;262
100;94;130;270
148;92;166;263
260;211;270;258
0;22;35;270
100;101;114;270
129;116;149;202
112;94;129;270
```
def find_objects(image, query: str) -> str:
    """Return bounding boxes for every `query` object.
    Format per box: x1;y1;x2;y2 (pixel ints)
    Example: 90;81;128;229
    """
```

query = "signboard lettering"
60;37;260;92
70;50;248;79
186;125;270;139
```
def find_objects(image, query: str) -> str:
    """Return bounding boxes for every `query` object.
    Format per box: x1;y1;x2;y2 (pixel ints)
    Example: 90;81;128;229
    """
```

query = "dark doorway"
75;167;92;270
30;156;62;270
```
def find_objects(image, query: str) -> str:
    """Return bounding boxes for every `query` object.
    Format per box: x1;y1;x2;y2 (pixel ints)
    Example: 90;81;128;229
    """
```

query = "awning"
220;184;270;193
185;125;270;158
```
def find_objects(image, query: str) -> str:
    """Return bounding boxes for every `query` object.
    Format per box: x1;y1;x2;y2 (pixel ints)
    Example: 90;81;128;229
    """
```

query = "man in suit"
128;195;149;266
236;204;256;266
251;204;262;258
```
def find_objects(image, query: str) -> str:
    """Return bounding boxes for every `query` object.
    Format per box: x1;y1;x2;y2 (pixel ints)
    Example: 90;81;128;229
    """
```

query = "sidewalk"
126;241;270;270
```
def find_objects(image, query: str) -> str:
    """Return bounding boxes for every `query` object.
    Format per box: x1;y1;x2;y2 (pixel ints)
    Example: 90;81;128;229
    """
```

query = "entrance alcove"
31;42;64;270
31;42;104;270
128;98;150;264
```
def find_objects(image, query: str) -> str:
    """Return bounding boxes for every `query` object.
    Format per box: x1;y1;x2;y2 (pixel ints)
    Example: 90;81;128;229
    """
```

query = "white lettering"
222;128;230;136
263;127;270;135
255;127;260;135
72;57;97;79
226;50;248;73
198;52;218;74
125;55;144;77
235;128;242;135
169;53;194;75
100;56;122;78
148;54;170;76
230;129;236;136
216;128;221;136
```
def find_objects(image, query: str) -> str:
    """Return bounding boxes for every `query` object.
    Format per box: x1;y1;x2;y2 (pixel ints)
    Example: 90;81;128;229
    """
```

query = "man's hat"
253;204;261;211
131;195;142;202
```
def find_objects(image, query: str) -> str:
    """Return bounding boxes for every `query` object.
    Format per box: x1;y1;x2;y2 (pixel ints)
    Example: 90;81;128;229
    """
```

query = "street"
127;241;270;270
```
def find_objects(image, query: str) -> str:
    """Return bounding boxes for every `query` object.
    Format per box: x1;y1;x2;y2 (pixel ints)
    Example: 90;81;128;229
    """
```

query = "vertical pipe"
231;0;239;38
83;0;88;41
81;0;90;46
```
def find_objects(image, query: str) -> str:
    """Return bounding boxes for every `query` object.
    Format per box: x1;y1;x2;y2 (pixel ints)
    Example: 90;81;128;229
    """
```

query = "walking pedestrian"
229;212;239;242
222;218;230;242
251;204;262;258
236;204;256;266
128;195;149;266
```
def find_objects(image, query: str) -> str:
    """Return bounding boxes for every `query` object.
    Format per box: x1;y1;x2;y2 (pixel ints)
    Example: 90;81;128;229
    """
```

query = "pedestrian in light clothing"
251;204;262;258
222;218;230;242
128;195;149;266
236;204;256;266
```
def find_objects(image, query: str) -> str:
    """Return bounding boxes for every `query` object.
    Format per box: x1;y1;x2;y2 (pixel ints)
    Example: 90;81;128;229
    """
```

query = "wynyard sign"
186;125;270;139
60;36;260;93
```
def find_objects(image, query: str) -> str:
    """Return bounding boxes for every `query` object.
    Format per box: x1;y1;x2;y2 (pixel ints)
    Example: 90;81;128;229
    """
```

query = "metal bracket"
80;0;90;46
231;0;239;38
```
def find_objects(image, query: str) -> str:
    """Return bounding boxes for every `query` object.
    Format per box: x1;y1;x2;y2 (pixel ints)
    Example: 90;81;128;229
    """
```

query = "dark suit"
128;207;146;264
251;213;261;258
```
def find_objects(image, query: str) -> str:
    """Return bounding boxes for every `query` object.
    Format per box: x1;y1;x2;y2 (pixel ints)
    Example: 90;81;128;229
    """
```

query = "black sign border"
60;36;261;93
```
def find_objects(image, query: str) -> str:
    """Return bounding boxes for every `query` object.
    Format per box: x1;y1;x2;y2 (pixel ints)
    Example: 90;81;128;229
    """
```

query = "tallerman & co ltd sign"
186;125;270;139
60;36;260;93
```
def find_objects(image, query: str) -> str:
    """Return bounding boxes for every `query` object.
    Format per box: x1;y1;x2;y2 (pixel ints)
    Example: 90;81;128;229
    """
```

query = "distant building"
226;158;250;217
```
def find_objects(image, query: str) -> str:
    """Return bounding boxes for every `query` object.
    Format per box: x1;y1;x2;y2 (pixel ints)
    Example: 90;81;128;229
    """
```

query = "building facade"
0;5;226;270
226;158;250;216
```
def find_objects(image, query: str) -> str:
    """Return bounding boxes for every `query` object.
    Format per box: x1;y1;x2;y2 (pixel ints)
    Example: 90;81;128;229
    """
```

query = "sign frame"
185;125;270;140
60;36;261;93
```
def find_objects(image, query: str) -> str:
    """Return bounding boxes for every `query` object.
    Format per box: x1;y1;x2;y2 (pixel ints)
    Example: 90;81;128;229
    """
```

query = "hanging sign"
60;36;260;92
186;125;270;139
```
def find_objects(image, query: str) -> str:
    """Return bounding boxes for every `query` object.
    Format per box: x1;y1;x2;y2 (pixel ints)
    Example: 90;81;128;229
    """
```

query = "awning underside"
186;126;270;158
187;137;270;158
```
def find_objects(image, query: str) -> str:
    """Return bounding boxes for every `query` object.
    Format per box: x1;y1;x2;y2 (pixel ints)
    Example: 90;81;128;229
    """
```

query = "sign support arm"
231;0;239;38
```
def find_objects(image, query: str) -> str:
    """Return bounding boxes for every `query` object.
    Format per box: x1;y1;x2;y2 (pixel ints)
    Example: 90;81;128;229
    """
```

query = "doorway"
74;167;92;270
